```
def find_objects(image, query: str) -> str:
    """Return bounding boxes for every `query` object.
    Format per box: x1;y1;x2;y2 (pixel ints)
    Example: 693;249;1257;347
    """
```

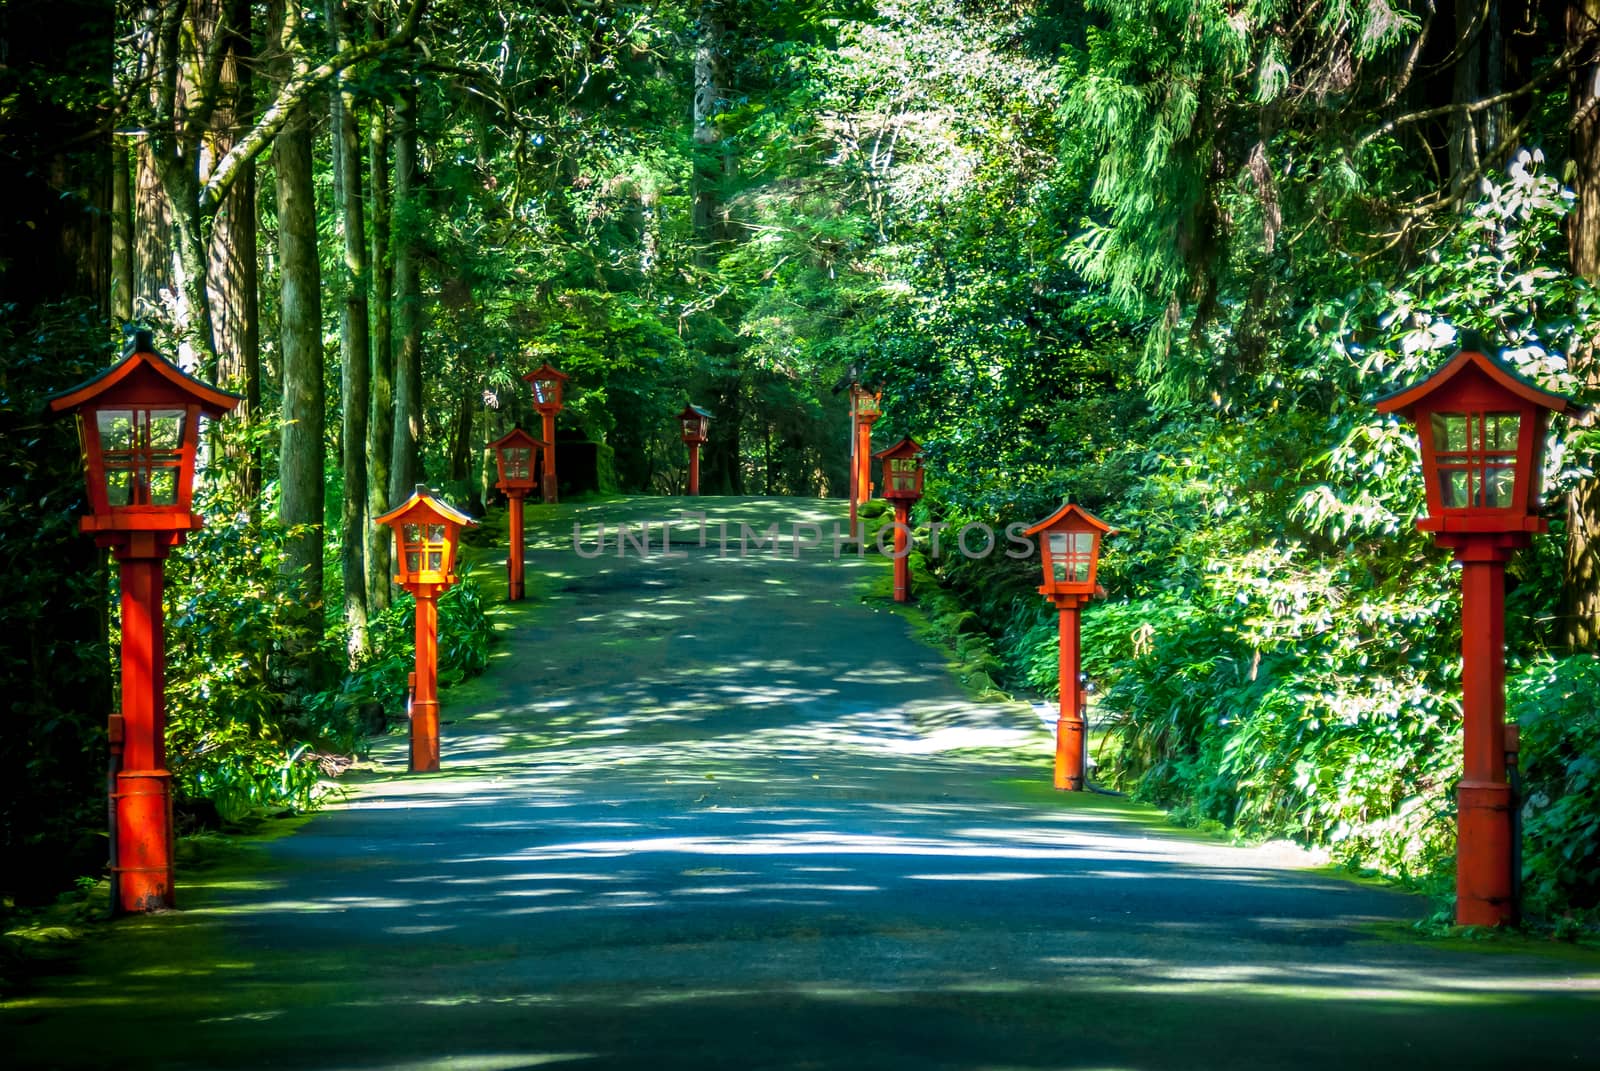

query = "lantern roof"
873;437;923;462
1022;501;1116;539
1375;348;1578;418
522;361;569;384
486;426;548;452
679;403;713;421
47;332;240;417
374;485;478;529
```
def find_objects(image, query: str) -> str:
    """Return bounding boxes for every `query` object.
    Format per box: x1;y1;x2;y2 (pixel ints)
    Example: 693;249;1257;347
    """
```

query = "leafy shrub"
0;304;116;901
1510;655;1600;916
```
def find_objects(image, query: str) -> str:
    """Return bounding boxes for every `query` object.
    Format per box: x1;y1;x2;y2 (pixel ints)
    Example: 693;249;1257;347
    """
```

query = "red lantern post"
487;427;544;601
1377;347;1579;926
679;404;711;496
522;362;568;504
852;384;882;531
374;487;476;772
48;330;240;913
1023;503;1114;792
874;438;925;602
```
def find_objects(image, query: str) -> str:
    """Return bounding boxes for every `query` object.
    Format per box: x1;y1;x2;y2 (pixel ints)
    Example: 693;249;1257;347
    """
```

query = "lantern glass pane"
1431;411;1520;509
1434;413;1469;453
148;410;184;449
428;524;446;542
403;523;422;547
106;469;132;507
406;551;421;573
96;408;187;508
148;468;178;505
98;410;135;451
1048;530;1094;584
531;380;550;404
1486;413;1520;450
428;551;442;571
1442;469;1472;509
1486;465;1517;508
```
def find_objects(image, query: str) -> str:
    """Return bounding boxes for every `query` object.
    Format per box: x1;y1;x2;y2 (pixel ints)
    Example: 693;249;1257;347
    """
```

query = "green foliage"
0;304;115;902
1510;656;1600;915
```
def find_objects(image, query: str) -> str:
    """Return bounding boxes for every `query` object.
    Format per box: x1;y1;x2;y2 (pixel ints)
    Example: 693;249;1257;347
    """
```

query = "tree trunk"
366;98;395;610
448;386;473;486
331;0;370;658
0;0;115;898
1563;0;1600;651
390;81;424;499
160;159;221;372
112;139;133;321
207;0;261;503
273;0;326;618
133;137;174;322
691;0;731;258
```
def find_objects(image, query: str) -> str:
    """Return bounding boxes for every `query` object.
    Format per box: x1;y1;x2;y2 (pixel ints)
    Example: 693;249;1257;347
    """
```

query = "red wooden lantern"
374;486;476;773
376;485;475;592
1025;502;1114;600
873;438;924;602
876;437;924;502
850;383;883;532
522;361;569;412
1377;347;1579;927
487;427;545;602
49;332;239;534
1377;349;1570;534
1024;501;1115;792
679;403;711;444
851;382;882;423
522;362;568;503
488;426;543;495
47;329;240;915
679;403;711;496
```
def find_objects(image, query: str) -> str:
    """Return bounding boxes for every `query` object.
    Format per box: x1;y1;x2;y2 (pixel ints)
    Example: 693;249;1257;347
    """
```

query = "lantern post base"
1048;593;1088;792
687;443;701;496
1438;534;1521;927
111;768;174;913
105;534;183;914
410;591;441;773
507;493;525;601
1457;779;1515;926
541;412;559;504
892;502;911;602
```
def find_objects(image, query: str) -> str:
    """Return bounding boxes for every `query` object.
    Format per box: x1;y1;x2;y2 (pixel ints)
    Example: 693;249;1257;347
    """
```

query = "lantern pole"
411;584;441;773
506;491;526;601
855;406;876;521
1051;593;1087;792
1442;535;1518;925
111;531;182;911
848;394;859;536
540;411;558;505
892;501;911;602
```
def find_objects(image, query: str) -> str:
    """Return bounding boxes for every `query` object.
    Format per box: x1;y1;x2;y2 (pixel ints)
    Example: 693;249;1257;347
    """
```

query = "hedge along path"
4;495;1600;1071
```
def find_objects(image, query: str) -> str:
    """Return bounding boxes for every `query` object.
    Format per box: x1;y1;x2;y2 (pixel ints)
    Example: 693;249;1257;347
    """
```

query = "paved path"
6;497;1600;1070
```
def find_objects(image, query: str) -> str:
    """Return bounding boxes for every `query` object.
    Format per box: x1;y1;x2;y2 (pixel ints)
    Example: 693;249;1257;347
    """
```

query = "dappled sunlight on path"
6;496;1599;1070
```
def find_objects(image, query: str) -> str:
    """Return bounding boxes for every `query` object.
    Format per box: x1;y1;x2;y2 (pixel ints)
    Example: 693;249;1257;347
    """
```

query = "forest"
2;0;1599;929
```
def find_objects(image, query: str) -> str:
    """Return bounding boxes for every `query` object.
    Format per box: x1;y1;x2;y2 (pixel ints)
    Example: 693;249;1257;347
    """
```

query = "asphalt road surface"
6;497;1598;1070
